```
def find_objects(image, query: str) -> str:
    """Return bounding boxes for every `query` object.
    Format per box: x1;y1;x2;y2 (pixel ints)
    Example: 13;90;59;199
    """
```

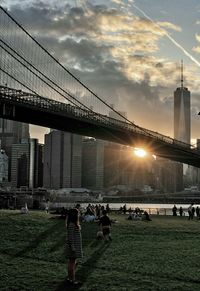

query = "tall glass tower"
0;119;30;153
0;119;30;180
174;61;191;145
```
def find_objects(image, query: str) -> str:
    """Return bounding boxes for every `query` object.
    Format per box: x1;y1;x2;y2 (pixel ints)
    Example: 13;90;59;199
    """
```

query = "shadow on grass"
14;220;64;258
55;279;82;291
49;233;66;253
55;240;110;291
4;212;22;216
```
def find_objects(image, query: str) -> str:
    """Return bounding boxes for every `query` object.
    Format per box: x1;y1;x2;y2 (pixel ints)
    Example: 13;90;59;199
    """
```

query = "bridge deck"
0;86;200;167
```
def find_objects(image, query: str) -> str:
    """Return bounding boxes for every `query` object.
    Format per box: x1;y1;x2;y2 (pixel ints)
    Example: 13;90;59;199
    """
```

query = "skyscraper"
0;149;8;184
11;141;29;188
0;119;30;180
43;131;82;189
82;138;104;190
0;119;30;152
174;61;191;144
154;158;183;192
11;138;43;189
173;61;188;192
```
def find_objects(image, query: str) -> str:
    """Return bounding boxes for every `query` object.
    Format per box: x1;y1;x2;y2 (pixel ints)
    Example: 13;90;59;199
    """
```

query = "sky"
1;0;200;144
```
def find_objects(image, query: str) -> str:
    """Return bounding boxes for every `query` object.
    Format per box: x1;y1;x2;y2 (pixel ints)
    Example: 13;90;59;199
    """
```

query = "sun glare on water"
134;148;147;158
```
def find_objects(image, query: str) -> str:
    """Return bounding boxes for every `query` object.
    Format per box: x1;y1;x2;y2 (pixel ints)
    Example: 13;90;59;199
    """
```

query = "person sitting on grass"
99;210;112;242
84;205;95;222
20;203;28;214
142;211;152;221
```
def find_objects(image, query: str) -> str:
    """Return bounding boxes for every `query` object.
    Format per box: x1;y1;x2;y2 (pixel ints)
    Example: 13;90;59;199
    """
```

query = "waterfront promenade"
1;210;200;290
52;202;192;216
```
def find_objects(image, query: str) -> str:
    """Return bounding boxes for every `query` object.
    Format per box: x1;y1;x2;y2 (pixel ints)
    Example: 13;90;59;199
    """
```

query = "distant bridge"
1;85;200;167
0;6;200;167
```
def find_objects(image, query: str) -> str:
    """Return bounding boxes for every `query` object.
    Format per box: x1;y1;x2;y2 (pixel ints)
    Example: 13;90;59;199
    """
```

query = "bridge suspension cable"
0;6;130;122
0;5;195;150
0;4;160;140
0;39;98;111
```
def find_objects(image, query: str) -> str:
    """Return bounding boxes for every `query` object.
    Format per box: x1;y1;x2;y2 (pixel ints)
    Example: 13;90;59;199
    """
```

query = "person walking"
99;210;112;242
196;206;200;218
188;203;194;220
66;208;83;286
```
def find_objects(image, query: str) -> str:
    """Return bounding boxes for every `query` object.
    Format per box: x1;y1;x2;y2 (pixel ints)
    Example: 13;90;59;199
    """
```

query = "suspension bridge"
0;6;200;167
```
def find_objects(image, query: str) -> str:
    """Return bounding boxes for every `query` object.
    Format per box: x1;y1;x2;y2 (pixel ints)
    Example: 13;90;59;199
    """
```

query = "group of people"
187;203;200;220
127;208;151;221
65;201;200;285
172;205;184;216
172;203;200;220
65;203;112;286
82;203;110;222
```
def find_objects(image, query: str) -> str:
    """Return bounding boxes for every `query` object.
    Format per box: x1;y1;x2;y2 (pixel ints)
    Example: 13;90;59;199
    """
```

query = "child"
66;208;83;286
99;210;112;241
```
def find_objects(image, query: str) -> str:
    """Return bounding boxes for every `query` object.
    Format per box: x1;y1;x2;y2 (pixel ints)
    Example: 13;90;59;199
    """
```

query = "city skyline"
1;0;200;144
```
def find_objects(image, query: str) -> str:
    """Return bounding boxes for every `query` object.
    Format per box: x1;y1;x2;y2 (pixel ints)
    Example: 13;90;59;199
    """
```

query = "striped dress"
66;223;83;259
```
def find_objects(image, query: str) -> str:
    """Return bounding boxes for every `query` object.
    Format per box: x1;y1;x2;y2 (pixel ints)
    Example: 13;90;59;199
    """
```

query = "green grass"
1;210;200;290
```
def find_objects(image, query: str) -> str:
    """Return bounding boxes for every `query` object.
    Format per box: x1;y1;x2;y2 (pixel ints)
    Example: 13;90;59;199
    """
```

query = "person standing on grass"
179;206;183;217
45;199;49;214
66;208;83;286
188;203;194;220
99;210;112;242
192;206;195;218
196;206;200;218
172;205;177;216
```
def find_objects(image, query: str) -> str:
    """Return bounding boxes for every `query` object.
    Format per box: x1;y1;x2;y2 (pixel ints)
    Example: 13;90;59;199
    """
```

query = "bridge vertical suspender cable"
0;5;135;126
0;5;195;149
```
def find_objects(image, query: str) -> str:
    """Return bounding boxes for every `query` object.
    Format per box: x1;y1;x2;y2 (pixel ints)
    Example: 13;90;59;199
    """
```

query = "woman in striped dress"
66;208;83;285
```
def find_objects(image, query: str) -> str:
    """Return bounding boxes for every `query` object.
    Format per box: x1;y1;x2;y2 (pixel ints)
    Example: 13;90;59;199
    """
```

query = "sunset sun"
134;148;147;158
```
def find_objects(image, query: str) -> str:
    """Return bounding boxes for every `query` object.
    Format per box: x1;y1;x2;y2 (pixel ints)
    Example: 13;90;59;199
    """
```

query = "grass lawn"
1;210;200;291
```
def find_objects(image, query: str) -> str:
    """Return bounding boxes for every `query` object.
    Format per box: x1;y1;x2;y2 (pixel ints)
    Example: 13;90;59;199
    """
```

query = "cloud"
193;46;200;53
4;0;200;141
157;21;181;32
9;4;98;37
111;0;124;4
192;33;200;53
